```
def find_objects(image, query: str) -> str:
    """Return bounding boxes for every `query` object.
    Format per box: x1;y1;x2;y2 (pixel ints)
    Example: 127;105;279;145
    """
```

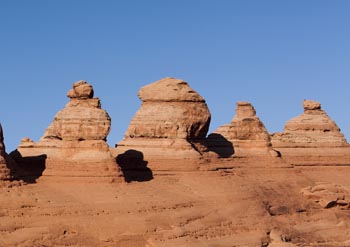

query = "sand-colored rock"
271;100;347;148
114;77;211;171
40;81;110;142
67;80;94;99
0;123;11;182
302;183;350;209
271;100;350;166
207;102;276;158
3;81;350;246
11;81;121;182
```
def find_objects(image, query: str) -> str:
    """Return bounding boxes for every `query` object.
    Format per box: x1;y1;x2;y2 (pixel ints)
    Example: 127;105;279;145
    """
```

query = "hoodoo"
207;102;277;158
271;100;347;148
271;100;349;165
11;81;122;182
0;124;11;183
114;77;211;171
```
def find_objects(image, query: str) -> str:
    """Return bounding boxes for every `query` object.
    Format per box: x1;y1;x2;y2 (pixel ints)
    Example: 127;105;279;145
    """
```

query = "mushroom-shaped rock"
125;77;210;140
11;81;122;182
207;102;275;157
114;77;211;171
271;100;347;148
41;81;110;142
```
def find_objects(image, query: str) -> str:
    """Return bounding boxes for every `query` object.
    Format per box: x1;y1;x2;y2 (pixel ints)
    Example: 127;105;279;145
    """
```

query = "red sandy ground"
1;166;350;247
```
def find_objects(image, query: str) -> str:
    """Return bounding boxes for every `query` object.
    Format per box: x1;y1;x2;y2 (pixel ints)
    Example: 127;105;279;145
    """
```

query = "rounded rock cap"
67;80;94;99
138;77;205;102
303;99;321;110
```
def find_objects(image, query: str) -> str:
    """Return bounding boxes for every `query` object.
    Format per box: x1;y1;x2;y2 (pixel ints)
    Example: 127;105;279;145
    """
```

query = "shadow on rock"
206;133;234;158
116;149;153;183
9;150;47;183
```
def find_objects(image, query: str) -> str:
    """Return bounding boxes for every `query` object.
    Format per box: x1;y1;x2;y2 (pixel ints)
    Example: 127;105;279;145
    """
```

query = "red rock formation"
0;124;11;182
271;100;347;148
113;77;211;171
11;81;122;182
208;102;276;157
271;100;350;166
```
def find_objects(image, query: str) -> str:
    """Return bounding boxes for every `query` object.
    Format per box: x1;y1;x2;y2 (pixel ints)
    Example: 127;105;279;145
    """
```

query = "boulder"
114;77;211;171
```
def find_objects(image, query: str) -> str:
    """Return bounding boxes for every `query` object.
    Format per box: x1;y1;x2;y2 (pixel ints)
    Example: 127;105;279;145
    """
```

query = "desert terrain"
1;78;349;247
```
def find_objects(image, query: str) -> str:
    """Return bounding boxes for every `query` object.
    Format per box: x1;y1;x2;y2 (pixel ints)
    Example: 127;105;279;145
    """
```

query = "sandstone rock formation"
207;102;276;158
271;100;350;166
271;100;347;148
0;123;11;182
11;81;121;182
113;77;211;171
302;183;350;209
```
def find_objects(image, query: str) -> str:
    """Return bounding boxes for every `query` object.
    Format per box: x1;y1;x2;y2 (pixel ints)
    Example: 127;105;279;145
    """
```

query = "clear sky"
1;0;349;151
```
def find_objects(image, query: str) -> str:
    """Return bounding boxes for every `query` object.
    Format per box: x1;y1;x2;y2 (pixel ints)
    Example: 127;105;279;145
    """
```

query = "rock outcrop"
207;102;276;157
114;77;211;171
0;124;11;182
271;100;347;148
11;81;122;182
271;100;349;166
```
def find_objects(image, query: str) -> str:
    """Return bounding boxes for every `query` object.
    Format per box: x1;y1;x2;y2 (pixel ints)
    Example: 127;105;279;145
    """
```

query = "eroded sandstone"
0;124;11;182
207;102;277;158
114;77;211;171
271;100;350;166
11;81;121;182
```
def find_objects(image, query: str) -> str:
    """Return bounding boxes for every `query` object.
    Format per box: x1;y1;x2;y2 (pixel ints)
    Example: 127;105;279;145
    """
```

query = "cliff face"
11;81;122;182
114;77;211;171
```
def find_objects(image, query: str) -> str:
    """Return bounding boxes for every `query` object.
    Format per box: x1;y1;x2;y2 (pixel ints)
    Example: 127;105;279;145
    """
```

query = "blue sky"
0;0;349;151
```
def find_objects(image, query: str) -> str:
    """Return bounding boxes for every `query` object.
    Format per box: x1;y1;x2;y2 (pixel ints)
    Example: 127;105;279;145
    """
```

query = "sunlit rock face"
208;102;276;157
270;100;349;166
271;100;347;148
40;80;111;143
0;124;11;182
11;81;122;182
114;77;211;171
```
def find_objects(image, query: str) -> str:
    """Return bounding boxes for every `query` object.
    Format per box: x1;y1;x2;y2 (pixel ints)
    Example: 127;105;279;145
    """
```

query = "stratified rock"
40;81;109;142
208;102;276;157
271;100;350;166
0;124;11;182
114;77;211;171
11;81;122;182
272;100;347;148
